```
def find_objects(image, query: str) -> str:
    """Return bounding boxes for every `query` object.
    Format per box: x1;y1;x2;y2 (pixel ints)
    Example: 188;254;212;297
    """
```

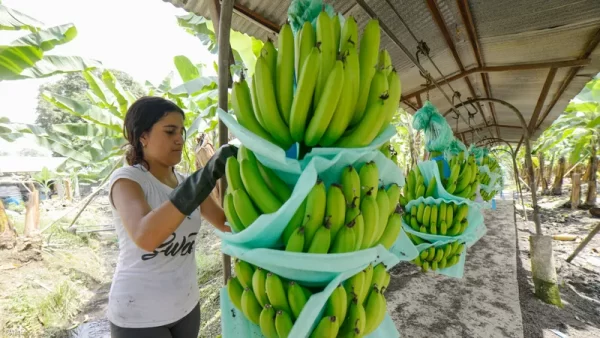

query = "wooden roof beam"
230;2;280;34
456;0;499;138
535;27;600;130
401;58;591;100
425;0;489;130
528;68;557;133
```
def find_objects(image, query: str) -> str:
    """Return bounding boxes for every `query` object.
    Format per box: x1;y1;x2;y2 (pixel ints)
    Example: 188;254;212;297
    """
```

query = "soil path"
387;198;524;338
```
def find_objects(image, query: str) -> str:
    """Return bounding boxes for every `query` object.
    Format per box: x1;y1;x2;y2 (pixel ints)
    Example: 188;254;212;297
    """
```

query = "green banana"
262;38;277;79
282;199;307;245
326;184;347;238
423;205;431;227
382;270;391;292
378;68;402;135
430;204;438;230
379;49;392;76
305;59;345;146
257;161;292;203
307;220;332;254
344;270;365;302
440;221;447;235
226;156;245;193
332;14;341;52
416;202;425;224
275;310;293;338
320;47;358;146
353;213;365;251
285;226;305;252
224;193;245;233
288;281;309;319
425;176;436;197
232;188;260;228
407;170;416;198
339;295;366;336
427;247;436;262
251;267;269;307
296;21;315;80
377;206;402;249
310;316;339;338
239;158;283;214
325;284;347;328
339;15;358;53
359;161;379;200
385;184;401;215
422;260;430;272
266;272;292;314
455;204;469;222
439;202;447;222
303;180;327;250
241;287;262;325
227;277;244;311
234;259;254;289
254;55;293;149
314;10;335;111
351;18;380;125
289;46;320;143
360;264;374;304
275;23;294;125
231;77;277;144
341;165;361;209
372;186;390;244
365;68;388;113
335;97;386;148
331;217;357;254
370;263;387;291
359;189;379;249
250;76;268;130
259;304;278;338
363;286;385;335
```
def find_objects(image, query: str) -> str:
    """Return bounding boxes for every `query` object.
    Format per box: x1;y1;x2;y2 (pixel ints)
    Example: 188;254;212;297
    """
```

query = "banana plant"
0;3;101;81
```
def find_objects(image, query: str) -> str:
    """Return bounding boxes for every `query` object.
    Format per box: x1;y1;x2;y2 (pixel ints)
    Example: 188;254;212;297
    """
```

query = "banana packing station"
161;0;600;337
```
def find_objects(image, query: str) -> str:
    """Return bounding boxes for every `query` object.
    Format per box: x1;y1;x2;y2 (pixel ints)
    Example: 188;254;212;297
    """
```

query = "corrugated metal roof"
163;0;600;144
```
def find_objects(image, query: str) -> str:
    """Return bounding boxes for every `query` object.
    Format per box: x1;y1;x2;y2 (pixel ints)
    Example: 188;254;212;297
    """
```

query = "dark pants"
110;302;200;338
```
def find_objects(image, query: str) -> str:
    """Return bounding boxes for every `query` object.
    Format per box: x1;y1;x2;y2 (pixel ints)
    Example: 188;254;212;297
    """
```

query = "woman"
107;96;237;337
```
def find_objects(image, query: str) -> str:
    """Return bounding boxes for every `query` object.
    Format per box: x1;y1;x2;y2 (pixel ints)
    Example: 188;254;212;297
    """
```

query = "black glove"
169;144;238;215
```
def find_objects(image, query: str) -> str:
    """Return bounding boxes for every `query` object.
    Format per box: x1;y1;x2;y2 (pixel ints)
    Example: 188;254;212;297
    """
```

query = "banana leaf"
0;4;43;31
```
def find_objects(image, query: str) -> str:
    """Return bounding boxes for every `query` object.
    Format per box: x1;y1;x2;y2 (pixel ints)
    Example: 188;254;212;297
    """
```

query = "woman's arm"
111;178;187;252
200;194;231;233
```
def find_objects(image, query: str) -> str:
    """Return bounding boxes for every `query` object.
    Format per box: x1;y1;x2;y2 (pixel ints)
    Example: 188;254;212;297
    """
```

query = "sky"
0;0;217;125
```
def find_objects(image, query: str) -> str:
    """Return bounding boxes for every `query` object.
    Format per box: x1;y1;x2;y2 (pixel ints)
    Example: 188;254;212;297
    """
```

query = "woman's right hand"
169;144;238;216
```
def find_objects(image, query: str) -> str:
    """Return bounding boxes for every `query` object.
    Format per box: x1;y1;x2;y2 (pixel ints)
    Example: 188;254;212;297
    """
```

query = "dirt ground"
514;185;600;338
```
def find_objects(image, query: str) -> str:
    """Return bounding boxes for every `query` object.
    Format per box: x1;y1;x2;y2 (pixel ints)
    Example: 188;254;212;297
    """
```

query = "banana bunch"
224;145;305;234
410;241;465;273
480;189;497;202
228;259;391;337
481;155;500;172
436;152;480;200
479;171;492;186
231;13;402;153
335;263;391;336
228;258;314;337
282;161;404;253
403;201;470;236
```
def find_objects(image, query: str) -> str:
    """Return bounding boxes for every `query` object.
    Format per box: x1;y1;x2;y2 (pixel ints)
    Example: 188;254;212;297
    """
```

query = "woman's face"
140;111;185;167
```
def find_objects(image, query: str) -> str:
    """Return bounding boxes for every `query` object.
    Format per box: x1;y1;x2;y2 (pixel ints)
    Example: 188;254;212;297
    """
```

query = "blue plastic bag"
221;231;419;287
220;264;401;338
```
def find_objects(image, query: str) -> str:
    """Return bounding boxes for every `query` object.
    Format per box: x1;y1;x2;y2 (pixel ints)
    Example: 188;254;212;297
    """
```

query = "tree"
35;69;145;147
0;3;101;81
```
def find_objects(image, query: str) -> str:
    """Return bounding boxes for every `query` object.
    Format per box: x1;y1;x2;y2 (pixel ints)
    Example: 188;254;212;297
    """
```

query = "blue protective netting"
412;101;454;153
287;0;335;34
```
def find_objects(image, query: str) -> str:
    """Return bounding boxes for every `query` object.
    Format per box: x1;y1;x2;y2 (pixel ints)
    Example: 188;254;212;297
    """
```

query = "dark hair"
123;96;185;168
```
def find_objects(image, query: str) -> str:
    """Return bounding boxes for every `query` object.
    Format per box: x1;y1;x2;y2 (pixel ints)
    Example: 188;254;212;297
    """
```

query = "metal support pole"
215;0;234;285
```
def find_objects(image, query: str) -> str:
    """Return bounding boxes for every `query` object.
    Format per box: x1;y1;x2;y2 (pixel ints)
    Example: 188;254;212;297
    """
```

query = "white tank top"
106;165;202;328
